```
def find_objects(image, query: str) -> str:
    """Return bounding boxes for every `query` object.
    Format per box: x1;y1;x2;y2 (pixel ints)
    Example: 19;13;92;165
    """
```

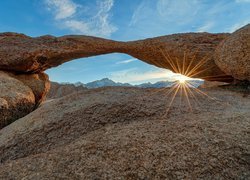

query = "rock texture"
10;72;50;104
0;32;234;82
215;24;250;81
0;87;249;179
0;71;35;128
121;33;233;82
47;81;86;99
0;33;122;73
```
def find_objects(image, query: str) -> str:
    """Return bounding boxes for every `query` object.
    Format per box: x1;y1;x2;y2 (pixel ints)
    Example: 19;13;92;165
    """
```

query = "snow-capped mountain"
71;78;203;89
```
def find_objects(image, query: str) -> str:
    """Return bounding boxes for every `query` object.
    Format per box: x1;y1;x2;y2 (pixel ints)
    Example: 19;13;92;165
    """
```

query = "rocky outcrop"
0;71;36;128
47;81;86;99
215;24;250;81
10;72;50;104
0;71;50;129
0;32;233;82
0;87;249;179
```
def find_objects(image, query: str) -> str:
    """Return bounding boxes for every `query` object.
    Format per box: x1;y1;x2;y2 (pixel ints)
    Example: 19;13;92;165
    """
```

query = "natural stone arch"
0;32;233;82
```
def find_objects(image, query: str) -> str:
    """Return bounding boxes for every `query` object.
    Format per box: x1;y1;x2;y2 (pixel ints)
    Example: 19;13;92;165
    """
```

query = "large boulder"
0;71;50;129
0;87;249;179
0;71;35;128
215;24;250;81
0;32;233;82
11;72;50;105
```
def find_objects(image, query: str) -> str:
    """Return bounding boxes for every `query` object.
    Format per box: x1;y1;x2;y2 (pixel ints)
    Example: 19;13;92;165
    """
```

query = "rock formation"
0;32;234;82
47;81;87;99
215;24;250;81
0;87;249;179
0;71;50;128
0;24;249;128
0;71;35;128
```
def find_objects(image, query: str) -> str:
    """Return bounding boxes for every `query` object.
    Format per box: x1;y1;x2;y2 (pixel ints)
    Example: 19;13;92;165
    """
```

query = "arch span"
0;32;233;83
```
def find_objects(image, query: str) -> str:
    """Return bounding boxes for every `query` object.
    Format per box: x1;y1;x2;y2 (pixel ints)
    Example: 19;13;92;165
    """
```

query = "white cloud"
45;0;78;20
116;58;136;64
45;0;117;37
197;21;214;32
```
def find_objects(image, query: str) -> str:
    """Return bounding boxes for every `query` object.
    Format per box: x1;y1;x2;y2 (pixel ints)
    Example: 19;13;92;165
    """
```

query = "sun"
175;74;191;84
178;78;186;84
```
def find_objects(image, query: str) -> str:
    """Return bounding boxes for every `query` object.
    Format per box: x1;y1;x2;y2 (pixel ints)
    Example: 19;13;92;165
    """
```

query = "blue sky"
0;0;249;84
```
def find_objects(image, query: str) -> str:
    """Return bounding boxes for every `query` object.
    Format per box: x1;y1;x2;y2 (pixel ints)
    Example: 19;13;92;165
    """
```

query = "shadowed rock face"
0;71;35;128
0;71;50;129
215;24;250;81
0;32;233;82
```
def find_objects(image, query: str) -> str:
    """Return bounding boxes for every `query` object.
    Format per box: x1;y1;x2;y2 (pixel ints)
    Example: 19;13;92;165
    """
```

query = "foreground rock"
0;32;233;82
0;71;35;128
215;24;250;81
0;71;49;129
0;87;249;179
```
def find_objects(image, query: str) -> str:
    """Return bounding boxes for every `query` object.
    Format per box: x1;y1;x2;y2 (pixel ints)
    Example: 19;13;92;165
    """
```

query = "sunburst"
158;48;229;117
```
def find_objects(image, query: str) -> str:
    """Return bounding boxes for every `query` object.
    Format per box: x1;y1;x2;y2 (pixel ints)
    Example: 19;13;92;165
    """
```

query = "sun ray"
182;83;193;111
189;66;214;79
186;55;210;77
185;85;201;108
184;50;198;76
187;82;218;101
163;84;181;117
159;48;179;73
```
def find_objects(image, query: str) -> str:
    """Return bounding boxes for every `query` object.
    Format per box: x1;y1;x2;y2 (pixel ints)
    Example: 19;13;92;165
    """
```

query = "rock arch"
1;24;249;128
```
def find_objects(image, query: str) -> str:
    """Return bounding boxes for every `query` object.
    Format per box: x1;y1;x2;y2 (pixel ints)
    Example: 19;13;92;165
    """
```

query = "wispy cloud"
45;0;78;20
109;68;180;84
115;58;136;64
130;0;200;27
197;21;214;32
45;0;117;37
229;21;249;32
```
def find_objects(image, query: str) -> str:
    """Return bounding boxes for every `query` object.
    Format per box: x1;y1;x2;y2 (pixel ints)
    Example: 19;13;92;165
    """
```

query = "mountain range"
63;78;204;89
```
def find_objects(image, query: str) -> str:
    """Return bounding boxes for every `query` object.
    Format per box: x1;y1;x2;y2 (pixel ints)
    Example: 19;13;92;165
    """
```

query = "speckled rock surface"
0;87;249;179
0;33;122;73
47;81;86;99
120;33;233;82
215;24;250;81
10;72;50;105
0;32;233;82
0;71;35;129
